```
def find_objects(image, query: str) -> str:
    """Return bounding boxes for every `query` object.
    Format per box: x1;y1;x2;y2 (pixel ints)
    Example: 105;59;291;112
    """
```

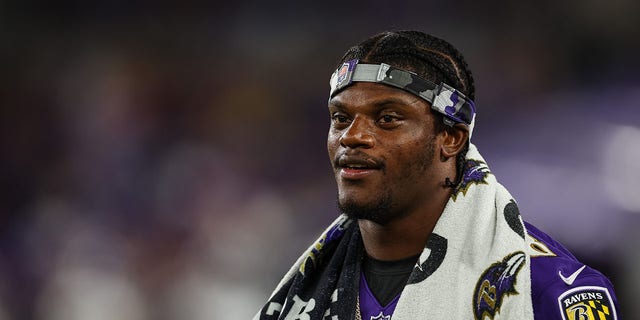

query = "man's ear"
441;124;469;159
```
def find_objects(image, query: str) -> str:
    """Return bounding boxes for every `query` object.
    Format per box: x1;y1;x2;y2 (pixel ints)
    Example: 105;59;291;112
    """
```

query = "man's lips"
335;153;384;180
339;167;377;180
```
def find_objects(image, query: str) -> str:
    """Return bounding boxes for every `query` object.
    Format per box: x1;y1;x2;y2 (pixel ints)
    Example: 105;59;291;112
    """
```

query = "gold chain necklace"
355;294;362;320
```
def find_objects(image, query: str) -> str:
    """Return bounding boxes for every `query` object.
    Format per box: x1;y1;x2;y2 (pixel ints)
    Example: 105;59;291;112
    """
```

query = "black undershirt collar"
361;253;420;306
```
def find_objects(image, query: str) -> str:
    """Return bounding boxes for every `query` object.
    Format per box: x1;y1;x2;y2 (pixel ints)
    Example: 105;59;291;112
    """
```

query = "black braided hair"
336;30;475;187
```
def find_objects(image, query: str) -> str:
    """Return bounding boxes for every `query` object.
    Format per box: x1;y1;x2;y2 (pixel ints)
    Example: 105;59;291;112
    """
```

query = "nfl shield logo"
558;286;617;320
370;311;391;320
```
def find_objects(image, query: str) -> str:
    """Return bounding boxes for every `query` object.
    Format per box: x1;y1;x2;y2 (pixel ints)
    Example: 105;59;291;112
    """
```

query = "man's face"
327;82;442;225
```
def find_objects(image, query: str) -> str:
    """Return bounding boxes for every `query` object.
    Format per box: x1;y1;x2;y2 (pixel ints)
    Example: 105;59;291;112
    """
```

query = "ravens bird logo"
473;251;526;320
451;159;490;201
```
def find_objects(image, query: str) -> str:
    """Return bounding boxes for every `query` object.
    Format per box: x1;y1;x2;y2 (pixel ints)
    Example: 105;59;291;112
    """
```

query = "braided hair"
336;30;475;186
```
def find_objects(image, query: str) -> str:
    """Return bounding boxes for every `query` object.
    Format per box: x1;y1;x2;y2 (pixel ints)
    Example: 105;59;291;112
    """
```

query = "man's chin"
337;196;393;225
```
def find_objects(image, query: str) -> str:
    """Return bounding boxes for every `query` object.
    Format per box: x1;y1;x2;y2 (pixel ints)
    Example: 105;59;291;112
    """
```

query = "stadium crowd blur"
1;1;639;319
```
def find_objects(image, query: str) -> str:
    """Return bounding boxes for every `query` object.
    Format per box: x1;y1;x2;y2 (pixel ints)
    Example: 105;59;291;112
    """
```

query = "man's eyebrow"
328;97;421;110
328;99;346;110
370;97;420;108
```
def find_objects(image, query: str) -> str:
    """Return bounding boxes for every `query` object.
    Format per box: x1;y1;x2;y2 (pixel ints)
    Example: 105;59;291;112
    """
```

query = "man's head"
326;31;475;224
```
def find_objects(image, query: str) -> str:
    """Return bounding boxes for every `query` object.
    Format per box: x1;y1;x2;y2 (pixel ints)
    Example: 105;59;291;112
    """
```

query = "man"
256;31;619;320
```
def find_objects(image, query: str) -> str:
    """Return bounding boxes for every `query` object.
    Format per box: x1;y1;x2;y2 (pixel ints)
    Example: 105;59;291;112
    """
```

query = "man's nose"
339;116;375;149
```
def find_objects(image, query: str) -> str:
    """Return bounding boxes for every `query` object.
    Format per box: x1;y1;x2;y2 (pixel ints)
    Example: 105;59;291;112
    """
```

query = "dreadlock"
336;30;476;187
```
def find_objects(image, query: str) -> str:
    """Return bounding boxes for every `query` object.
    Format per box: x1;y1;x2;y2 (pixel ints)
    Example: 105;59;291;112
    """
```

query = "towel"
255;143;534;320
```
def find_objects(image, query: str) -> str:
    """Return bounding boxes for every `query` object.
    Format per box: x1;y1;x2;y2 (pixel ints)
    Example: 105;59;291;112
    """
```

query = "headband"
329;59;476;136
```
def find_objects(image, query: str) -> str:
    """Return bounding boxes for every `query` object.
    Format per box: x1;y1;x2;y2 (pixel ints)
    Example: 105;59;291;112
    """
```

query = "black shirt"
361;253;420;306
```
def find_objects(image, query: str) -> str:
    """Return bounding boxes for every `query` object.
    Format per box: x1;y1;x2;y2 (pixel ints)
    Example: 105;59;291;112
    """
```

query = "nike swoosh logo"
558;265;586;286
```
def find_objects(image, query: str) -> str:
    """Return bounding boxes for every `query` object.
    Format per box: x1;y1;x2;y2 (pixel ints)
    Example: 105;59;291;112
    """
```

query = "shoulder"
524;221;620;320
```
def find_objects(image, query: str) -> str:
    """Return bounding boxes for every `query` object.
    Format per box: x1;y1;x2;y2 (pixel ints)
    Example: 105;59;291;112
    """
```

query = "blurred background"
1;0;639;319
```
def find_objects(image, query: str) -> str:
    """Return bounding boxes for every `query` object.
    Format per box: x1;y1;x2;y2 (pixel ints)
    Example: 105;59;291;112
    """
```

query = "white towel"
256;143;534;320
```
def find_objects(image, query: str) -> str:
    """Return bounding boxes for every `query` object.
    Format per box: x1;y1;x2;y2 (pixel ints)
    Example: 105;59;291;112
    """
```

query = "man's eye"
379;114;402;124
380;115;396;122
331;114;350;124
377;113;403;128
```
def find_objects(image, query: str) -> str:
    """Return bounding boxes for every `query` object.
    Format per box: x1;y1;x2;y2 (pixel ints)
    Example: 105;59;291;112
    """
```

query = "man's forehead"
329;82;426;109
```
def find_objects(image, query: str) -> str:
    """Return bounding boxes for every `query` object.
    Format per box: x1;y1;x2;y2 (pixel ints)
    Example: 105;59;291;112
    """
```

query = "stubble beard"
337;135;436;225
338;190;393;225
